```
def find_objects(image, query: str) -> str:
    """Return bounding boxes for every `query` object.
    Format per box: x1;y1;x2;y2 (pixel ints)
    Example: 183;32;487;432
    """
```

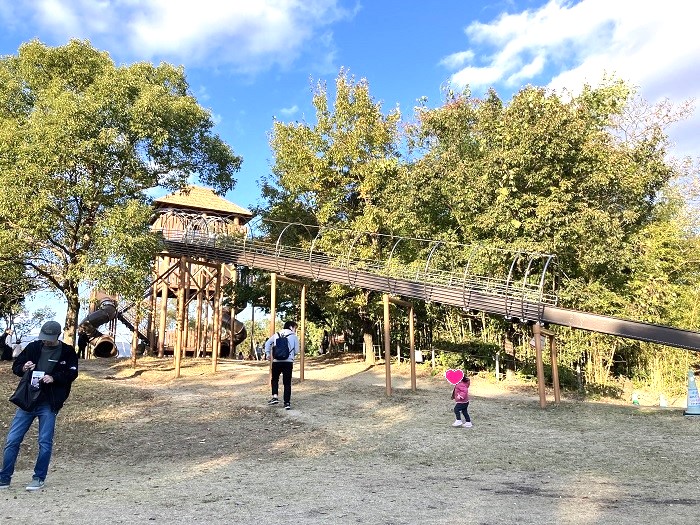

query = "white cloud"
506;54;545;86
439;50;475;69
6;0;352;73
451;65;504;90
442;0;700;157
36;0;80;33
444;0;699;96
279;104;299;117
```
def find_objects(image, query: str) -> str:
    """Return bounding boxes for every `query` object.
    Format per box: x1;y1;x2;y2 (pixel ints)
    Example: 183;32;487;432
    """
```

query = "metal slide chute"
77;297;118;358
220;307;247;356
156;218;700;353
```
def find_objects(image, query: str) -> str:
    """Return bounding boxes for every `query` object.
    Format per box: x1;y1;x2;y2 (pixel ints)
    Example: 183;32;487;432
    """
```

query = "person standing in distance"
0;321;79;491
264;321;299;410
0;328;13;361
451;375;472;428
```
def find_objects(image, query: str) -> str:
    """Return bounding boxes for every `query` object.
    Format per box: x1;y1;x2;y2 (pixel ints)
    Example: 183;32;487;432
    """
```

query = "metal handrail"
155;217;559;312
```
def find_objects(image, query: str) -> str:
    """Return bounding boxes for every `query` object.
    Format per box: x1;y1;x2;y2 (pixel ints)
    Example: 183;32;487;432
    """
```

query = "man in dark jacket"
0;321;78;491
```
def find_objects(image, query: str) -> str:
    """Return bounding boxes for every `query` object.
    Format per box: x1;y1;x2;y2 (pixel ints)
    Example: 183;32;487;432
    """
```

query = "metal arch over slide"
156;217;700;352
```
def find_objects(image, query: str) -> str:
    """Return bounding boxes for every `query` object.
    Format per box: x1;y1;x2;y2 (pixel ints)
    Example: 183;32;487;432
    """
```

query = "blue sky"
2;0;698;326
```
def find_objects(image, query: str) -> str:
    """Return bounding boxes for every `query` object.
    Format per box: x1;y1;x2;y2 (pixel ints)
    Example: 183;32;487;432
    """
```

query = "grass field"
1;355;698;524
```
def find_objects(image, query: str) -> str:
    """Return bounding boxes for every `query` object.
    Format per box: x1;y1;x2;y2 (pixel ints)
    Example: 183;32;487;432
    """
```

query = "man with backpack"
264;320;299;410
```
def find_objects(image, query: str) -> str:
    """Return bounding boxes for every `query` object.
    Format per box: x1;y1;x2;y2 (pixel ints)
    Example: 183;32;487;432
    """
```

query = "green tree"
408;81;674;291
0;40;242;344
405;80;695;386
0;256;35;325
261;69;403;362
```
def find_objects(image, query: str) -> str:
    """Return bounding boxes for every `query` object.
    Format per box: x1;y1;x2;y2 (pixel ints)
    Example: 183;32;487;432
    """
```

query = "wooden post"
148;263;157;354
157;257;169;358
183;263;191;353
269;272;277;383
228;265;236;356
549;333;561;405
202;296;210;357
269;273;277;336
195;269;204;357
533;323;546;408
383;293;391;396
174;257;186;378
300;283;306;382
212;264;222;373
250;302;256;359
409;303;416;392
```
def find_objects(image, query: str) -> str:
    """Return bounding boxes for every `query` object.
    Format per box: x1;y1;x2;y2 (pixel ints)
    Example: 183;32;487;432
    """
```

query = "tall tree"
261;70;403;361
0;40;242;344
403;80;697;385
406;80;680;309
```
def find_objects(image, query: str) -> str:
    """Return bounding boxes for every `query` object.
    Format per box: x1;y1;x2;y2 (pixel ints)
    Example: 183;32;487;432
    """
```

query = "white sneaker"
26;478;44;491
452;420;463;427
462;422;473;428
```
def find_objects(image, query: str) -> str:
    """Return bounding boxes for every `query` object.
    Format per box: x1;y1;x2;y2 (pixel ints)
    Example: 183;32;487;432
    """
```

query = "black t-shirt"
37;343;62;373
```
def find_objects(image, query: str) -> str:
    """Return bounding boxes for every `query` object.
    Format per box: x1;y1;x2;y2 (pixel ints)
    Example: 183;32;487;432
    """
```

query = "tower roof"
153;185;253;218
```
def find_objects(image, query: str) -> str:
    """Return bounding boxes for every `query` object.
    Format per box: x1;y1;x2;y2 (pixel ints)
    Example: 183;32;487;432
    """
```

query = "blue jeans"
0;402;57;482
454;402;470;422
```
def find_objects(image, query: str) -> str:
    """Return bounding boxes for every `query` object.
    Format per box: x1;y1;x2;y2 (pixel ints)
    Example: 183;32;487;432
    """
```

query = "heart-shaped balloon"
445;369;464;385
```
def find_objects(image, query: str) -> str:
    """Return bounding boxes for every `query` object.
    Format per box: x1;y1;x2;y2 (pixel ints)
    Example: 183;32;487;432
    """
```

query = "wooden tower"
148;186;253;374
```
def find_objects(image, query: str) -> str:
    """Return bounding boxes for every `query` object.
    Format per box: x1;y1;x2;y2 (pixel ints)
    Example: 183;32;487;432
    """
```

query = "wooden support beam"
383;293;392;396
269;272;277;383
409;303;416;392
195;269;204;358
387;296;418;392
157;256;169;358
212;264;222;373
277;275;303;285
388;296;412;308
533;323;546;408
300;283;306;382
549;334;560;405
174;256;186;378
130;310;140;368
269;273;277;336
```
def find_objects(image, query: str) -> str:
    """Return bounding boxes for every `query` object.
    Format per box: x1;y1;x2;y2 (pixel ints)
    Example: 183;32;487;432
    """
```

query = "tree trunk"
64;283;80;347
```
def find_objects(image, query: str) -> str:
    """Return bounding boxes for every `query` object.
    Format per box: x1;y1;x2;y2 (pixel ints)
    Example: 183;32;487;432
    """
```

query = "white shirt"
264;328;299;362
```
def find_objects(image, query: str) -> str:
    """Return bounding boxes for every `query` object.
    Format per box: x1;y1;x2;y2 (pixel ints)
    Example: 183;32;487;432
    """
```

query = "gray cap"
37;321;62;342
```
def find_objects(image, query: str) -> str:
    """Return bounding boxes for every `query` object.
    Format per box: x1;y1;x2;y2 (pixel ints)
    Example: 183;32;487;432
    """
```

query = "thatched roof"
153;186;253;218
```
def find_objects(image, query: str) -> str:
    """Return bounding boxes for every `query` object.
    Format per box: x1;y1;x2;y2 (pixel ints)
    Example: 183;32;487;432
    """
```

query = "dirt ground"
0;354;698;525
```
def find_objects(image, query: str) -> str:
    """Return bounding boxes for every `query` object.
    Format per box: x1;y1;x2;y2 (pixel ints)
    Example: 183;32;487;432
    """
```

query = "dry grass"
1;355;698;525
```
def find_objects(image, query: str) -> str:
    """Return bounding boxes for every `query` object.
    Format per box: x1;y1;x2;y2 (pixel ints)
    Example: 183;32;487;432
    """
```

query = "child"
451;375;472;428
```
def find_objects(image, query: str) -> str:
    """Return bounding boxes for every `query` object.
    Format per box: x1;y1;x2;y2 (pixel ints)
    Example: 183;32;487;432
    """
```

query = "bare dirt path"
1;355;698;524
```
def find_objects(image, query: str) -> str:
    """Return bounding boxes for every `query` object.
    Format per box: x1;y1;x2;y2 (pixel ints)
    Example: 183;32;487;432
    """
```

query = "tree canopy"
260;70;699;387
261;70;406;361
0;39;242;343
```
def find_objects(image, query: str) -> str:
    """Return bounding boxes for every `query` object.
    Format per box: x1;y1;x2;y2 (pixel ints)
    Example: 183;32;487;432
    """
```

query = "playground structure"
152;201;700;406
79;185;700;407
77;187;252;361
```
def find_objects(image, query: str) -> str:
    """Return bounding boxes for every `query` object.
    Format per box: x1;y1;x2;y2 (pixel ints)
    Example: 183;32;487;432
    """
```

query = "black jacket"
0;332;11;360
13;341;79;412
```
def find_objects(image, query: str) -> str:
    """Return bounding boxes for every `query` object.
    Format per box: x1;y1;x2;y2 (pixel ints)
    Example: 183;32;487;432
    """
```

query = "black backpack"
272;332;291;360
